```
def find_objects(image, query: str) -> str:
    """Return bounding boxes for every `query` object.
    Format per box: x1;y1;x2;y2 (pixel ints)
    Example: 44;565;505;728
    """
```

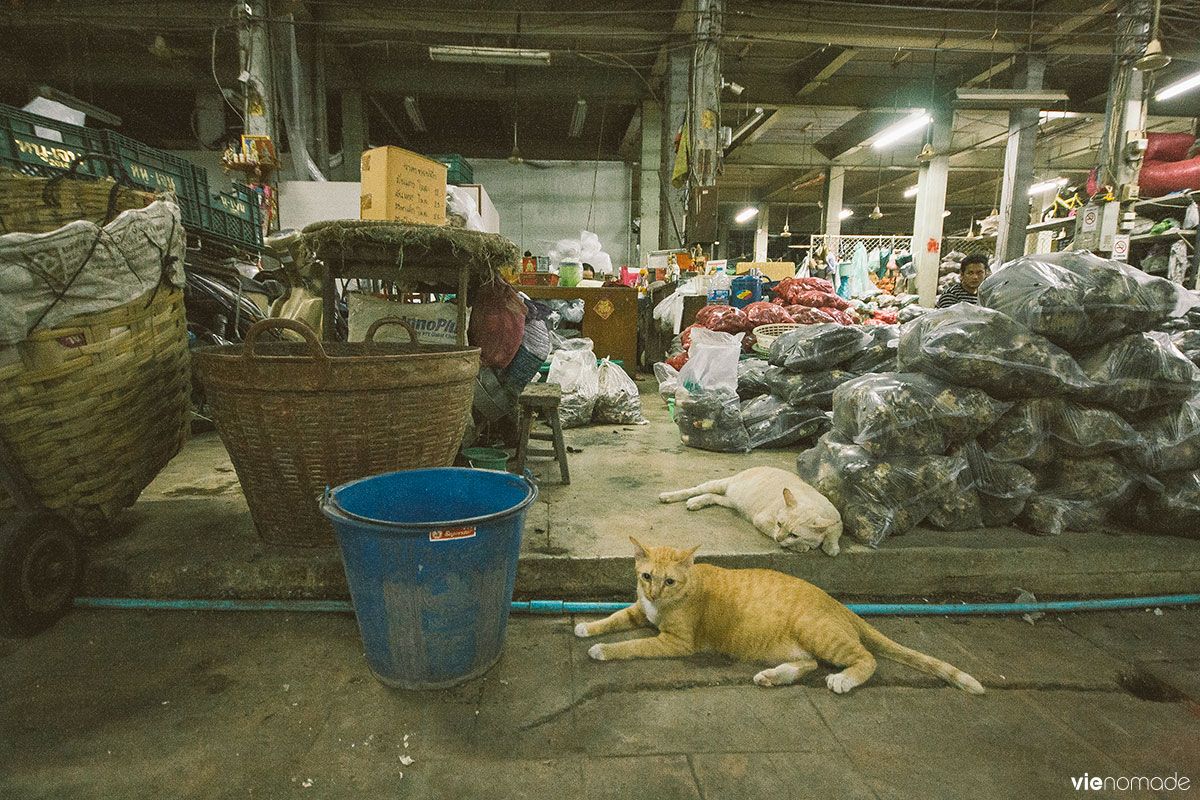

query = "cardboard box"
459;184;500;234
359;146;447;225
736;261;795;283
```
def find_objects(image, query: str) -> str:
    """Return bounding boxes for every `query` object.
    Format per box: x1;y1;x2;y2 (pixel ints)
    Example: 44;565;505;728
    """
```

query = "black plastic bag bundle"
762;367;855;410
1131;393;1200;473
1171;330;1200;367
950;440;1037;527
978;249;1193;350
1077;331;1200;415
797;433;967;546
980;398;1143;466
832;372;1010;457
1018;456;1140;536
897;304;1092;400
742;395;828;450
846;325;899;374
675;386;750;453
1131;470;1200;536
737;358;772;400
767;324;872;372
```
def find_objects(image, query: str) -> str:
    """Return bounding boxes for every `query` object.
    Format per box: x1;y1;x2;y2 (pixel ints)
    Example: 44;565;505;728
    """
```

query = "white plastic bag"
547;338;598;428
446;186;486;232
594;358;647;424
549;230;613;274
678;328;742;394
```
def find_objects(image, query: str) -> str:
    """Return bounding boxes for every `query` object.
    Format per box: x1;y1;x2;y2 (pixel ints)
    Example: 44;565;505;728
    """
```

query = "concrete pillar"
824;166;845;244
690;0;722;190
912;110;952;306
639;100;662;267
1098;0;1149;206
994;56;1045;266
660;48;689;249
240;1;274;140
340;90;366;181
754;205;770;262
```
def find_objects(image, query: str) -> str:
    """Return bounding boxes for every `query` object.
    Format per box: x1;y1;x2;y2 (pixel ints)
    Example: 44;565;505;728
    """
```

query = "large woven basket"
0;163;157;235
0;283;191;534
193;318;481;547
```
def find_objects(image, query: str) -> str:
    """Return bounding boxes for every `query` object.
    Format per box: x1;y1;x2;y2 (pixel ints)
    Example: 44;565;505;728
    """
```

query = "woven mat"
300;220;518;280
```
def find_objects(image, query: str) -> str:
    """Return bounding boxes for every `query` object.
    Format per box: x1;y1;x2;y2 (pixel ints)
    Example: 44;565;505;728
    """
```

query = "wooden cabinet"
522;286;638;376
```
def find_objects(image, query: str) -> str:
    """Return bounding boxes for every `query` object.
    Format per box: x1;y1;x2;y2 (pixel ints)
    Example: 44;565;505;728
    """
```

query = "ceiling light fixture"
872;111;932;150
954;89;1070;107
1156;70;1200;101
568;98;587;139
429;45;551;66
1028;177;1068;195
403;96;426;133
903;184;920;198
839;208;853;220
1135;0;1171;72
735;206;759;224
1038;110;1084;124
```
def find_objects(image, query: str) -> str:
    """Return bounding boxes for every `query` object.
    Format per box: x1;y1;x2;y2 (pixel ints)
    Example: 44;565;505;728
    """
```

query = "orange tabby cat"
575;538;984;695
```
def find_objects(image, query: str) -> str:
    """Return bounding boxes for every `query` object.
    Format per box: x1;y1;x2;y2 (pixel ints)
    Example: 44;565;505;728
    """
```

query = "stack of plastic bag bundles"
799;250;1200;546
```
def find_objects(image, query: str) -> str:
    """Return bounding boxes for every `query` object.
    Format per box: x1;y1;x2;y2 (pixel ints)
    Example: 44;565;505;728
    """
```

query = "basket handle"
243;318;331;389
364;316;419;345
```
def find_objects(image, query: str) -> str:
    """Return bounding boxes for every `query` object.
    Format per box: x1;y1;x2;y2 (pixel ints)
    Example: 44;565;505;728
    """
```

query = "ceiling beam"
961;0;1120;88
795;48;857;99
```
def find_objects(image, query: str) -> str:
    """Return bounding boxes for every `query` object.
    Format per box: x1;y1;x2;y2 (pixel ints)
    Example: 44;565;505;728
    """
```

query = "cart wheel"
0;513;83;637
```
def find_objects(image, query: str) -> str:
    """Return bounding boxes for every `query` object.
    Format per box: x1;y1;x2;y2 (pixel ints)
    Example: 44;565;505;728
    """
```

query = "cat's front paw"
826;672;860;694
588;643;608;661
574;622;591;638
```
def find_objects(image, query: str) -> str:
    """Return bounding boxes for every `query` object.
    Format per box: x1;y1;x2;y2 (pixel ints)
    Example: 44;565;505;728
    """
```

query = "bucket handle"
242;318;332;388
363;316;419;345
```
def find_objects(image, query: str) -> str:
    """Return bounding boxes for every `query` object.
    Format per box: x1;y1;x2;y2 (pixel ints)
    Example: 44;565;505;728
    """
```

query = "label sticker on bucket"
429;526;476;542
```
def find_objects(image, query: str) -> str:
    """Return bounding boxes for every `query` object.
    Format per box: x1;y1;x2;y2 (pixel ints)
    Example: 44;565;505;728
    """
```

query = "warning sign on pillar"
1111;234;1130;262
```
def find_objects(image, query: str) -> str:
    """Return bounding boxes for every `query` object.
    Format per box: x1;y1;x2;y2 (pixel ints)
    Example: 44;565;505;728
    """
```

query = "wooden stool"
515;383;570;484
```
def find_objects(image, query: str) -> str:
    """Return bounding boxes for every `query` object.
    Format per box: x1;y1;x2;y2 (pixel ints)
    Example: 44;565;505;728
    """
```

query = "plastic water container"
707;271;732;305
321;468;538;689
559;260;583;287
730;275;762;308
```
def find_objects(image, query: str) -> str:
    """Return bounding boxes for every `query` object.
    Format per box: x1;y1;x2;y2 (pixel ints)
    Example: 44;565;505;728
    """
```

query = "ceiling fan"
507;111;551;169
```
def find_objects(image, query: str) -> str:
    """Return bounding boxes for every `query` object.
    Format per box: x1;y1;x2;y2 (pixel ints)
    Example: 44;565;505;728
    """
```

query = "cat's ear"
782;488;798;509
678;545;700;568
629;536;649;560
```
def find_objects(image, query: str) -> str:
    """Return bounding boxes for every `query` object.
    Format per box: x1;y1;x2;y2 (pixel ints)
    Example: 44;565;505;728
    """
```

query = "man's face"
962;263;987;292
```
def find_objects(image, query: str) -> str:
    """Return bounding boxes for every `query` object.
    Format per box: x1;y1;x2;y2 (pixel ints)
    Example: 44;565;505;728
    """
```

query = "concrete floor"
81;380;1200;603
2;607;1198;799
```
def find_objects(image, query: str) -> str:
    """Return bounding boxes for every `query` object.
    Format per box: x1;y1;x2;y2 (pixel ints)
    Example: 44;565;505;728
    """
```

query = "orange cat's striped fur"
575;538;984;695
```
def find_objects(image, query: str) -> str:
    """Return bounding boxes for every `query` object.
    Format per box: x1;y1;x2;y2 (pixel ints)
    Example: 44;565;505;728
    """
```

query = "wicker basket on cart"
192;318;481;547
0;179;190;535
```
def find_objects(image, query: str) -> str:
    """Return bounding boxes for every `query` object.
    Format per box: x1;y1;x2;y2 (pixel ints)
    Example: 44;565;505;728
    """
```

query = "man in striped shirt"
936;254;989;308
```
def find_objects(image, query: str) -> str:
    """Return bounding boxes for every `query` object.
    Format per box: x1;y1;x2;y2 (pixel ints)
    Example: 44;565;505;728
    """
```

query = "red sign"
926;238;940;254
429;526;476;542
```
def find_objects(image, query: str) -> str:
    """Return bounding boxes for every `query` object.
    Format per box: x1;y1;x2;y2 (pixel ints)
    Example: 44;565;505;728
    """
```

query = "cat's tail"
853;618;985;694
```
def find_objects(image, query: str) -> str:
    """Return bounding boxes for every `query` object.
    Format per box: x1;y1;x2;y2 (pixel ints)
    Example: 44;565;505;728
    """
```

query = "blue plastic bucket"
321;468;538;689
730;275;762;308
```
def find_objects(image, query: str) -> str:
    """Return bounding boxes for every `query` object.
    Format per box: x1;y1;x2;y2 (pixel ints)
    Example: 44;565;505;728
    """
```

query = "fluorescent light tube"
839;208;853;220
1028;178;1068;195
568;98;587;138
726;108;768;154
1156;71;1200;101
955;88;1070;106
1038;110;1083;123
429;45;551;66
735;206;759;223
903;185;919;198
872;112;932;150
403;96;426;133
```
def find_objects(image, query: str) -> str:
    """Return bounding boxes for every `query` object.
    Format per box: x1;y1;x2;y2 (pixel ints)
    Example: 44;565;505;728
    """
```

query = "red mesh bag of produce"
1146;132;1196;163
792;290;852;311
786;306;837;324
872;310;899;325
744;301;795;326
467;280;526;368
795;277;835;293
666;351;689;370
823;308;857;325
742;331;759;353
695;304;751;333
1139;155;1200;197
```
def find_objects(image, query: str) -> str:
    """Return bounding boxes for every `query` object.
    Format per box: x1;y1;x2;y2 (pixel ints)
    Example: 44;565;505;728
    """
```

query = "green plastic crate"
0;102;112;180
427;153;473;185
196;183;263;249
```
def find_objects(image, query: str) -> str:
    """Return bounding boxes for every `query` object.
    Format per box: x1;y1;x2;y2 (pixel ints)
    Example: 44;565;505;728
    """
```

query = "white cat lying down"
659;466;842;556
